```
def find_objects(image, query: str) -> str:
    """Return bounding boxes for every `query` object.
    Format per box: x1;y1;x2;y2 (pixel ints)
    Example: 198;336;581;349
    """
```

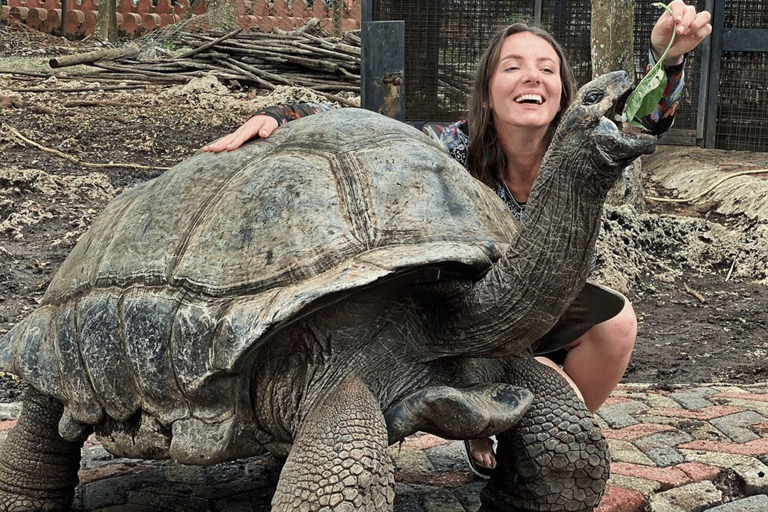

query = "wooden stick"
725;256;737;282
3;123;169;170
49;44;139;68
314;91;359;107
174;29;242;60
683;283;707;303
215;58;277;90
64;100;135;107
9;85;146;93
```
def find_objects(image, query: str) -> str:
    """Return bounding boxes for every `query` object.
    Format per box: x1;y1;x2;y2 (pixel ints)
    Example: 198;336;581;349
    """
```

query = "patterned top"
255;54;687;221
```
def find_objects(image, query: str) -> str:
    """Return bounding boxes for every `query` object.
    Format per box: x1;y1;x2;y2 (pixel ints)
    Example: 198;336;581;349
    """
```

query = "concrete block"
710;411;767;443
607;439;656;465
633;430;694;467
648;480;722;512
703;494;768;512
597;400;647;429
670;388;716;410
731;458;768;495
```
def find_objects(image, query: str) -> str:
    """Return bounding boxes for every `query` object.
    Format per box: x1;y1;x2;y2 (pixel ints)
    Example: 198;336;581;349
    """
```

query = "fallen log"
49;45;139;68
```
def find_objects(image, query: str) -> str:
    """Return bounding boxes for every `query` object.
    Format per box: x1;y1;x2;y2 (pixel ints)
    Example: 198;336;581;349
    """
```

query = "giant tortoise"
0;70;656;512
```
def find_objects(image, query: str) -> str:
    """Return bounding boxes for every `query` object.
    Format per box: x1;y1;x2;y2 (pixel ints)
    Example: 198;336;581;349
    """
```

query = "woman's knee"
581;299;637;361
613;300;638;350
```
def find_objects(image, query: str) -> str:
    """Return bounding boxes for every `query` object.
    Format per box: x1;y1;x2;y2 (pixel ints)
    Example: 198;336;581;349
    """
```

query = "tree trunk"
591;0;645;211
207;0;238;32
107;0;118;43
93;0;117;43
590;0;634;77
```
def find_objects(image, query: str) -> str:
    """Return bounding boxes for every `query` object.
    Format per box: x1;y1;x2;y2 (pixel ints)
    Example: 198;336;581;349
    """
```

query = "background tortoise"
0;70;655;512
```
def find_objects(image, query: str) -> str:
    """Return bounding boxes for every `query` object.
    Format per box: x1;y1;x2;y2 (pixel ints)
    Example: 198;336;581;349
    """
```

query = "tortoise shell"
0;108;518;462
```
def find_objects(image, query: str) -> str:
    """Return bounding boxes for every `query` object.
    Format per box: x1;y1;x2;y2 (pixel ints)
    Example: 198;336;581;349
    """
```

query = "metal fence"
371;0;768;152
370;0;689;122
710;0;768;151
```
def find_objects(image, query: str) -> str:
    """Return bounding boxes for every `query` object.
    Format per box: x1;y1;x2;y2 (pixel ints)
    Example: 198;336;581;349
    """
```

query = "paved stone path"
1;382;768;511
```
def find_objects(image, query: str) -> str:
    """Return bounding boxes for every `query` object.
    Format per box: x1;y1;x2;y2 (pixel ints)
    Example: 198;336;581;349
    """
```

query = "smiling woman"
477;29;569;202
489;32;563;136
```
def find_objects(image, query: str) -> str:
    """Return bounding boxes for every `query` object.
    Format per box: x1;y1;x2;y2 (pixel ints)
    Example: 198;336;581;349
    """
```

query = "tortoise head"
550;70;657;182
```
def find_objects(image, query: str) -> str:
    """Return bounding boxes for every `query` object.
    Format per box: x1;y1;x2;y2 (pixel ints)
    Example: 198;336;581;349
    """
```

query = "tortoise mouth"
606;88;635;133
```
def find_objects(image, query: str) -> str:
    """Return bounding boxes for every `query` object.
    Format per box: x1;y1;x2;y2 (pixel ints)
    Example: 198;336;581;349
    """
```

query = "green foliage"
623;2;676;128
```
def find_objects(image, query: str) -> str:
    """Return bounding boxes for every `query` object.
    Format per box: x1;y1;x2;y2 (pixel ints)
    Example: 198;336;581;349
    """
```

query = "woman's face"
488;32;563;134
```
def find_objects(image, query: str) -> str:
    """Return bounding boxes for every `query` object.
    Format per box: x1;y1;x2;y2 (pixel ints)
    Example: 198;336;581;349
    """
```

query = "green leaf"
625;69;667;127
623;2;676;125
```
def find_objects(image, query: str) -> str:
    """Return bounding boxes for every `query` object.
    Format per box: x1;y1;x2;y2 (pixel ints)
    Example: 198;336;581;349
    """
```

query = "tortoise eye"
583;90;605;105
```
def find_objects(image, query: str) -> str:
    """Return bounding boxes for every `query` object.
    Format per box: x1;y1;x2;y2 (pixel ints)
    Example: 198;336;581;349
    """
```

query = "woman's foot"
464;437;496;479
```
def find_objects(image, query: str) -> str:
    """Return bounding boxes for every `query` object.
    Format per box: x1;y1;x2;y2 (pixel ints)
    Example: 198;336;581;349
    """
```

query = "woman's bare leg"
561;298;636;412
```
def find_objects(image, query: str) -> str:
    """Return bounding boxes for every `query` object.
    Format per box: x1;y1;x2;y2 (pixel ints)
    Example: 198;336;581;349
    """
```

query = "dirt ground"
1;21;767;402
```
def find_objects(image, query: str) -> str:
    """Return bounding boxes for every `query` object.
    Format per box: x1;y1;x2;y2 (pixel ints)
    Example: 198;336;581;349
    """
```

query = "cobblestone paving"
1;383;767;511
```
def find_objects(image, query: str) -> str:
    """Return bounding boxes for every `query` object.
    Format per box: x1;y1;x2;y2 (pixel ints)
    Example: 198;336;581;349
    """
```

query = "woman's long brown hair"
466;22;577;187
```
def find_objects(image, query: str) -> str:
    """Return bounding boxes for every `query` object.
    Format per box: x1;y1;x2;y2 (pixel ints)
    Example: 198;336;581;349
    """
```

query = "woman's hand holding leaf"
624;1;712;129
650;0;712;66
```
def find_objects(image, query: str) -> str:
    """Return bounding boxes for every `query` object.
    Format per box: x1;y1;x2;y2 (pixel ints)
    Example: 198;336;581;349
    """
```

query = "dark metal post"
695;0;714;142
704;0;725;148
534;0;542;25
60;0;67;37
361;20;406;121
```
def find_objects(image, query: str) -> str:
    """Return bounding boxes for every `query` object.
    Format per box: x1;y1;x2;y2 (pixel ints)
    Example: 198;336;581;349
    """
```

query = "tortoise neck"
432;148;611;358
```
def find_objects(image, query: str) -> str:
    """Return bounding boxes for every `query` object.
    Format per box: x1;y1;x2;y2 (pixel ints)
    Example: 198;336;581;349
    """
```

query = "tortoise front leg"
0;388;87;512
479;355;609;512
271;375;395;512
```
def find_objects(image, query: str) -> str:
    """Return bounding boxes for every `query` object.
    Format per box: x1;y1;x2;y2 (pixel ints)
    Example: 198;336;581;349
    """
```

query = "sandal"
463;437;497;479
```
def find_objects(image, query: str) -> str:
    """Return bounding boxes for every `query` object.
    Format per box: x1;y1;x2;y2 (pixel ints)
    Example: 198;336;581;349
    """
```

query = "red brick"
647;405;744;420
395;470;474;488
603;396;630;406
596;484;647;512
611;462;692;486
400;433;450;450
678;437;768;455
676;462;722;482
603;423;677;441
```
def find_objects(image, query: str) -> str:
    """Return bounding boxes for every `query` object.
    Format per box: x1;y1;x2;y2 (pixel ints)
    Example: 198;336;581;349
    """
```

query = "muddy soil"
1;21;767;401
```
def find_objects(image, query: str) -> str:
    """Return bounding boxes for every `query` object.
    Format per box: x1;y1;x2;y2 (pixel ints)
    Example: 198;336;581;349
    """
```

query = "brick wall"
2;0;360;38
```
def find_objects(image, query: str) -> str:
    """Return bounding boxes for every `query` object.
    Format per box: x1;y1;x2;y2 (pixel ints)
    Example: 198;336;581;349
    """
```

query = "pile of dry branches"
48;28;361;100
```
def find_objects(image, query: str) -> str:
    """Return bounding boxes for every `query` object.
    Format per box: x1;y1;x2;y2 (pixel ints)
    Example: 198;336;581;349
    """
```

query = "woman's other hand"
203;115;279;153
651;0;712;67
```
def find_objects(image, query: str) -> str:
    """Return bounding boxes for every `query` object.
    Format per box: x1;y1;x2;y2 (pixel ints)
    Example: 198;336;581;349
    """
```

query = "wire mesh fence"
369;0;768;154
714;0;768;151
6;0;767;151
370;0;706;128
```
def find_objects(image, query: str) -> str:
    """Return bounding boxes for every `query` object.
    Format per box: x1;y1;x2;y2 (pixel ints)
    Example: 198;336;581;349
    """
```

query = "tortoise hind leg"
0;388;88;512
